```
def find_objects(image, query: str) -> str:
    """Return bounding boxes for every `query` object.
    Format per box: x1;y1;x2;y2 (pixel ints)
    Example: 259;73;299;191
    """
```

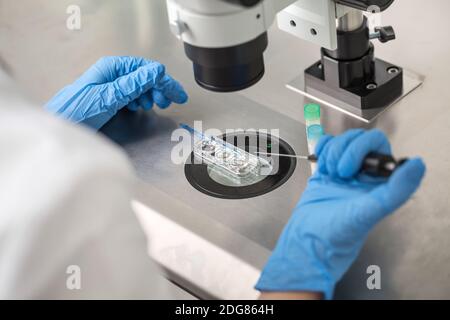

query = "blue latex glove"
256;129;426;299
45;56;188;130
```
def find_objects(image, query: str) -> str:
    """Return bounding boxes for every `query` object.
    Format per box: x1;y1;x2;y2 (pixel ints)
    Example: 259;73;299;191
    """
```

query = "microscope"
166;0;416;120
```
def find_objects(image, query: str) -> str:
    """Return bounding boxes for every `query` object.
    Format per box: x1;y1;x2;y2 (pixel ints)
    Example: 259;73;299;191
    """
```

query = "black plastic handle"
309;152;407;178
362;152;407;177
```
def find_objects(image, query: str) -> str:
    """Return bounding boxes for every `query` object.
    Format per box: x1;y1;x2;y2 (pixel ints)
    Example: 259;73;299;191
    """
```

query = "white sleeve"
0;74;173;299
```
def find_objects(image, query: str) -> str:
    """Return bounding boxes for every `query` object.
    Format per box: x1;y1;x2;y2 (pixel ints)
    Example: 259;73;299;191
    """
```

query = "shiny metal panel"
287;69;424;123
1;0;449;299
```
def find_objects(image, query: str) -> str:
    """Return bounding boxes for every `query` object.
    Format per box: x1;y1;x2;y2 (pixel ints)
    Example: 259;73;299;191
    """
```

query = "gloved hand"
256;129;426;299
45;56;188;130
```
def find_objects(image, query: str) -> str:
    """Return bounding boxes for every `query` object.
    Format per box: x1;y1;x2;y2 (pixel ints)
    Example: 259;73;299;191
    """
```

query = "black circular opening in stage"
184;131;297;199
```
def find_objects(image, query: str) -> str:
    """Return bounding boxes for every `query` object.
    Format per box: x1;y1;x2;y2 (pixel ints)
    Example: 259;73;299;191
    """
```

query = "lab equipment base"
287;66;423;123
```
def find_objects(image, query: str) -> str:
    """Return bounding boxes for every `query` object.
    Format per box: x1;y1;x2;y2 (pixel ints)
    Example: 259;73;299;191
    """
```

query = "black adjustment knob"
374;26;396;43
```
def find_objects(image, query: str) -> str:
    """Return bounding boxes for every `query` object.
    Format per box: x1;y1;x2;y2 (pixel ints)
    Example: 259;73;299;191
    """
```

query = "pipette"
256;152;407;178
256;152;318;161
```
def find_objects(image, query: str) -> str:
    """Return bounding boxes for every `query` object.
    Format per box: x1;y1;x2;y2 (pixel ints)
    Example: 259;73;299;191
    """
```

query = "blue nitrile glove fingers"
75;56;159;85
155;74;189;105
338;129;392;179
127;100;141;112
317;129;364;177
256;129;426;300
137;93;154;111
152;89;172;109
315;134;333;157
99;61;165;112
369;158;426;214
347;157;426;238
45;56;188;130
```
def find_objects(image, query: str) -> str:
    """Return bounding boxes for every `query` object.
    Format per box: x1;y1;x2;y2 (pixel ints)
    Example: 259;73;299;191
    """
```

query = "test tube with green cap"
304;103;321;127
307;124;324;155
306;124;324;172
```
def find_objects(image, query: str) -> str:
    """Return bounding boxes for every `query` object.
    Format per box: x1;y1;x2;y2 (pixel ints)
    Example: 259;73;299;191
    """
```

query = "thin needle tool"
256;151;407;178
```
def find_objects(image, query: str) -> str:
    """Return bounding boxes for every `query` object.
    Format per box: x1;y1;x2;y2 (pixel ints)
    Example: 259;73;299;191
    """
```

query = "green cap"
304;103;321;121
307;124;324;141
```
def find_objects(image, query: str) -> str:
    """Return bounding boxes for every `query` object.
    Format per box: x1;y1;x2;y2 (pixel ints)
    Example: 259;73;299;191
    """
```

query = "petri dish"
207;145;271;187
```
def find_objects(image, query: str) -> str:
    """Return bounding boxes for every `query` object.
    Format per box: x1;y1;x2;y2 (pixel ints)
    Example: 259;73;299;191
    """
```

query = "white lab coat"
0;71;173;299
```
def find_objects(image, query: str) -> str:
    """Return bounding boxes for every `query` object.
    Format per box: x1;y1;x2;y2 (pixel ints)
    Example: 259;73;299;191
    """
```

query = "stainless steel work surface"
102;93;311;251
102;95;311;299
1;0;449;299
